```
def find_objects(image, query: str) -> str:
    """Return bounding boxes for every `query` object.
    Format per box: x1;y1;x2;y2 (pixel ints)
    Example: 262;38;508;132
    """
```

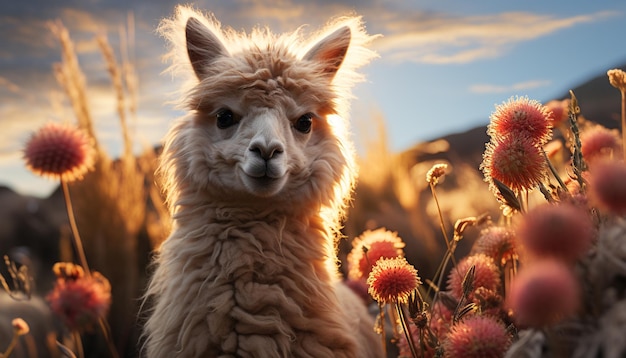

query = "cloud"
469;79;553;94
373;10;617;64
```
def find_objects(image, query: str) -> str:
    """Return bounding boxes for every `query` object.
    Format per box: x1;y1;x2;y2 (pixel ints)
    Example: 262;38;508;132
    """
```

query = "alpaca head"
158;6;377;218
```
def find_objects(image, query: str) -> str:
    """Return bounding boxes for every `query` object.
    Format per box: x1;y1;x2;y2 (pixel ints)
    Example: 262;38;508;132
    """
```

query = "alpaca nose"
249;140;284;160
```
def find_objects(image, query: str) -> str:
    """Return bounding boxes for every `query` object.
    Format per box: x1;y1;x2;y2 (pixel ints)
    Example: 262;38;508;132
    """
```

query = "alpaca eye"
294;113;313;133
216;109;237;129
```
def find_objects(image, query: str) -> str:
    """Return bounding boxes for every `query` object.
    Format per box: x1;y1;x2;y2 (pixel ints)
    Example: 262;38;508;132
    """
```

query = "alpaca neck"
166;199;339;283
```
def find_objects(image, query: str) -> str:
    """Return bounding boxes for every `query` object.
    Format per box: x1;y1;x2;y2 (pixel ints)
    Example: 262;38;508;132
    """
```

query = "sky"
1;0;625;197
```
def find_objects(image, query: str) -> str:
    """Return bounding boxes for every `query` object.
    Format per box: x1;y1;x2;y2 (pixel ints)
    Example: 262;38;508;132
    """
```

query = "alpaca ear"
186;17;228;80
304;26;351;79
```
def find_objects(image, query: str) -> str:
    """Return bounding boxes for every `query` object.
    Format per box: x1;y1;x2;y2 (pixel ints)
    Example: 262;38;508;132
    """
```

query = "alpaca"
144;5;382;357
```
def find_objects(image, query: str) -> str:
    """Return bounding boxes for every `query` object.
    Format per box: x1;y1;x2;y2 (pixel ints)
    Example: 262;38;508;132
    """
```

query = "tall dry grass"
48;18;169;355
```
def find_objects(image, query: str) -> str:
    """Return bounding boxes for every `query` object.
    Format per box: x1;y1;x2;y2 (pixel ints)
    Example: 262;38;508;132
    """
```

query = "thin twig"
396;303;418;358
542;149;568;192
61;180;90;275
98;318;120;358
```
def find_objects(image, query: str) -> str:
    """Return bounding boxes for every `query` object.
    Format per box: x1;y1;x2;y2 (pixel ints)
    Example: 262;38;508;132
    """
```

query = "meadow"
2;17;626;358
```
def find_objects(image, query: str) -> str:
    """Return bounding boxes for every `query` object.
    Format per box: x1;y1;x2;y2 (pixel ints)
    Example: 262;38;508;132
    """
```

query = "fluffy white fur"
144;5;382;357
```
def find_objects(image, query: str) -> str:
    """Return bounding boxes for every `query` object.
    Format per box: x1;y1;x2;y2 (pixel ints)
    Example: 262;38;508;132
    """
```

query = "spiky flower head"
517;203;593;262
487;96;552;145
580;126;622;164
506;259;580;328
53;262;85;281
481;135;546;197
11;318;29;336
348;228;405;280
447;254;501;301
47;266;111;331
426;163;449;186
471;226;517;264
24;122;95;183
588;160;626;215
442;315;511;358
608;68;626;92
367;257;420;304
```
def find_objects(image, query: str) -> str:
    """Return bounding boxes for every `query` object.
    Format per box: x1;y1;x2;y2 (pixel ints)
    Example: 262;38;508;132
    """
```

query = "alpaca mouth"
252;175;277;185
242;172;288;197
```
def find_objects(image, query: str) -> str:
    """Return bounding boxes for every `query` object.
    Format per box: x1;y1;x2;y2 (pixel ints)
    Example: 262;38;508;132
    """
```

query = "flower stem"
542;150;567;192
426;183;458;300
378;303;387;354
396;302;418;358
430;184;451;251
621;90;626;159
61;180;90;276
98;318;120;358
61;181;119;358
1;334;18;358
72;330;84;358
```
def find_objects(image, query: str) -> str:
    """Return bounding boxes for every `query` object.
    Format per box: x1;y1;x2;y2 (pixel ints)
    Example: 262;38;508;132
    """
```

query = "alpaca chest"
174;229;351;356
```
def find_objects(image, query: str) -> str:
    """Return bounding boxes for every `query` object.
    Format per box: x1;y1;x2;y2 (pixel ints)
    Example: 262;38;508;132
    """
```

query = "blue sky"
1;0;625;197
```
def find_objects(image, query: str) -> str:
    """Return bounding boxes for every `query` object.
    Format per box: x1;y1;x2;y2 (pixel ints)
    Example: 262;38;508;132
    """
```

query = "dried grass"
48;19;169;353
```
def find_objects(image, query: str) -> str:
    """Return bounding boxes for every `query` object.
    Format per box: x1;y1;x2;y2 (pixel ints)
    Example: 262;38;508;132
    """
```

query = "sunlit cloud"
0;76;22;94
469;79;553;94
373;10;617;64
58;8;112;33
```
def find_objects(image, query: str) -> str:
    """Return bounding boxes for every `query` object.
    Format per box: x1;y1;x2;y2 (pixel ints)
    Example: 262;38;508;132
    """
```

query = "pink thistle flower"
517;203;593;262
587;160;626;215
506;259;580;328
471;226;517;264
580;126;622;164
348;228;405;280
442;315;511;358
481;135;546;196
47;270;111;331
487;96;552;145
544;99;570;128
367;257;420;304
447;254;501;301
24;122;95;183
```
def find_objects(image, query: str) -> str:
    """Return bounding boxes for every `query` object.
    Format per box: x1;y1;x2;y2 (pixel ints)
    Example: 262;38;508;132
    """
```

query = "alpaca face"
171;18;354;203
201;105;302;199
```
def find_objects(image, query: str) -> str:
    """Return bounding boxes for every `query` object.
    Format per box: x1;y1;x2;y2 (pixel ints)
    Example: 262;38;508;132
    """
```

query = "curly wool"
143;5;381;357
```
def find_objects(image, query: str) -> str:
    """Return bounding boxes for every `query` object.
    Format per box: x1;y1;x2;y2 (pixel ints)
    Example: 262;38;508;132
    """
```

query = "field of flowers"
2;19;626;358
